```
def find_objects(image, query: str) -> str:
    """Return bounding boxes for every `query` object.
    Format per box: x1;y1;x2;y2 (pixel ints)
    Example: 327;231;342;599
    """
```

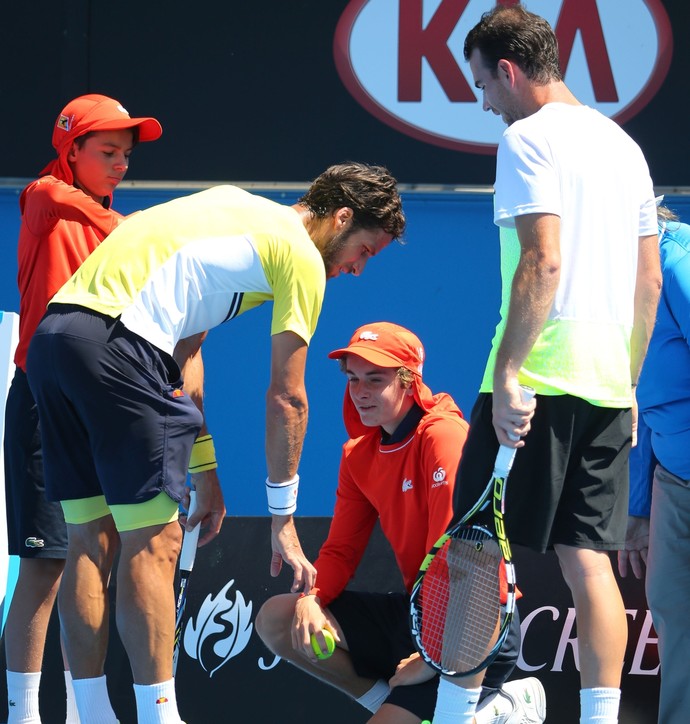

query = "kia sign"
334;0;673;154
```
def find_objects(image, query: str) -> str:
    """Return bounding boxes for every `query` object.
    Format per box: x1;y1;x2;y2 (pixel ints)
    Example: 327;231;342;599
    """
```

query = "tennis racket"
173;489;200;675
409;385;535;677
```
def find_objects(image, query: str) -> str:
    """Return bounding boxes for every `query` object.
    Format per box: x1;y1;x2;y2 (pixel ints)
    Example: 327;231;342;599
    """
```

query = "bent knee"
255;594;297;653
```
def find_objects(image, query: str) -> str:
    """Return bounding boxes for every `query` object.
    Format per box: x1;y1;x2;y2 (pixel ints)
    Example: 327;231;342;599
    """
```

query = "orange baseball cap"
330;322;464;438
329;322;425;376
329;321;437;413
51;93;162;153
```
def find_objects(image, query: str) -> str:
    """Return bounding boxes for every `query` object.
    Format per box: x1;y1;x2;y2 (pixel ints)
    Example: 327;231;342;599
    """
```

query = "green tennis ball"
310;629;336;659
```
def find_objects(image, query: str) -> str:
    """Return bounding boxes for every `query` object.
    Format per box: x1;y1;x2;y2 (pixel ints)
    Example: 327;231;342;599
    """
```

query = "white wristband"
266;474;299;515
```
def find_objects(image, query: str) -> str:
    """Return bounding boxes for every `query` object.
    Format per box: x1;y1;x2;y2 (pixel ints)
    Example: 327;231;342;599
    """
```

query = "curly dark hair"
464;3;562;85
300;162;406;239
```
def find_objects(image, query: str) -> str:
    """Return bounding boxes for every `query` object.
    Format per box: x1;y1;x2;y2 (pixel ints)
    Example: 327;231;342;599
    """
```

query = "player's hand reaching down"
270;515;317;592
184;469;226;546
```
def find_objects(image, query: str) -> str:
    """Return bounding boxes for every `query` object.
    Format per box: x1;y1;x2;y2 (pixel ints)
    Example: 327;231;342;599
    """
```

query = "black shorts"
3;368;67;558
328;590;519;720
453;393;631;552
26;305;203;505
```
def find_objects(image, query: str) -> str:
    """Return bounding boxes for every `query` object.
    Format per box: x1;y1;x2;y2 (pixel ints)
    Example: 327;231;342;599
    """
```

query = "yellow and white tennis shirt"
52;185;326;354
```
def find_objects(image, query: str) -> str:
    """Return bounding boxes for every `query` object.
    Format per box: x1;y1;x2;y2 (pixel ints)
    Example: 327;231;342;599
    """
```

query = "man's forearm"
265;392;307;481
630;234;662;383
494;258;559;386
495;214;560;387
175;331;209;430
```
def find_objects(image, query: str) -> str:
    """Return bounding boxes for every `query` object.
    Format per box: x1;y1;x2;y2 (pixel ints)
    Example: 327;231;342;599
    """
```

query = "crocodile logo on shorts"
24;537;45;548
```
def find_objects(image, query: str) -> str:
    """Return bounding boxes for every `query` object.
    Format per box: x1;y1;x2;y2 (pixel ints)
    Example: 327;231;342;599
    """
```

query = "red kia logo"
334;0;672;154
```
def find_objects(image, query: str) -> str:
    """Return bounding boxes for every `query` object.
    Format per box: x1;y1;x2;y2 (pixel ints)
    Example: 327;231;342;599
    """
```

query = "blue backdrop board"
3;182;689;518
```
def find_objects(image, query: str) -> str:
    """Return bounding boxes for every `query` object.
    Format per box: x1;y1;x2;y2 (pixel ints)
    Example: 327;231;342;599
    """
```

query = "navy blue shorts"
3;368;67;558
26;305;203;505
453;393;632;552
328;590;519;720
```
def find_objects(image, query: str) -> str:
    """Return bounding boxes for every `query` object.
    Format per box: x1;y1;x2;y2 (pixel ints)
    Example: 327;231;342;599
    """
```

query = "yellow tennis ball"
310;629;336;659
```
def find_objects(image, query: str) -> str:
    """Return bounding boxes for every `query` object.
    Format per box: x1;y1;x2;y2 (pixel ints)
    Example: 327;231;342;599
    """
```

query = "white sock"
133;679;183;723
475;687;514;723
64;670;80;724
433;678;481;724
6;670;41;724
580;687;621;723
355;679;391;713
72;676;118;723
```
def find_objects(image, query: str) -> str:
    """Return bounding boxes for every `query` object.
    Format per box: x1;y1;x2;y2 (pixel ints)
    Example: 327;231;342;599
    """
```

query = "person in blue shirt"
619;203;690;724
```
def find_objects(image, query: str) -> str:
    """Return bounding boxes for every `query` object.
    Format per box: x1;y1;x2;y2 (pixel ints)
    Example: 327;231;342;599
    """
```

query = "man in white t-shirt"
426;5;662;724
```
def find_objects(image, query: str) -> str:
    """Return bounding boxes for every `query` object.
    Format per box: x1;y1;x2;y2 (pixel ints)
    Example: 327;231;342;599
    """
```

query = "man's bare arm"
265;331;309;480
630;233;662;446
173;332;226;545
492;213;560;443
265;331;316;592
630;234;662;384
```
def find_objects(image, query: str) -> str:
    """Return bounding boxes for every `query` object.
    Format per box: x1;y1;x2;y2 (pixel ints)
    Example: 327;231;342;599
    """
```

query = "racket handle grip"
519;384;536;402
495;444;519;474
179;490;200;572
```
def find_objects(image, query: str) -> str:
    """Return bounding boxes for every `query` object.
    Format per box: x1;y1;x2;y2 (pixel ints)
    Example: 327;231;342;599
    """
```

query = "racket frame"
409;386;534;677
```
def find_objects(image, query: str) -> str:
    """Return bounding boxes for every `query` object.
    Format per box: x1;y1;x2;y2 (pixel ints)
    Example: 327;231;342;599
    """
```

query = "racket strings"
418;529;502;674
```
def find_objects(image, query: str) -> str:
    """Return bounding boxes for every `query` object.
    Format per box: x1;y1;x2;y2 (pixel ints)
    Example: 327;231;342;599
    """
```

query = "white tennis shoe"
501;677;547;723
476;677;547;724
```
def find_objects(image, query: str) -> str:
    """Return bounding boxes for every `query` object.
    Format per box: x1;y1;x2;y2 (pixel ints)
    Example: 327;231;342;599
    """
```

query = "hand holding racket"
409;385;535;677
173;489;200;675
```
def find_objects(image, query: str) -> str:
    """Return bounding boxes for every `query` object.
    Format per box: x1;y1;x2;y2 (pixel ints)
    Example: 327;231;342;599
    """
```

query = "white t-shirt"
481;103;657;406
